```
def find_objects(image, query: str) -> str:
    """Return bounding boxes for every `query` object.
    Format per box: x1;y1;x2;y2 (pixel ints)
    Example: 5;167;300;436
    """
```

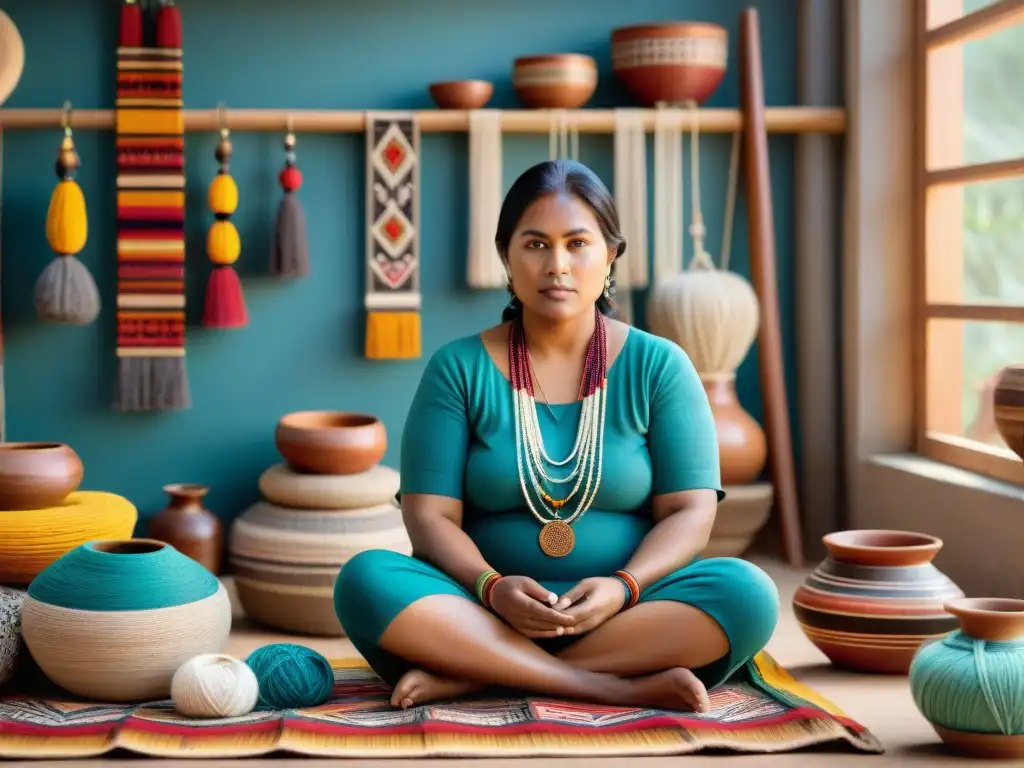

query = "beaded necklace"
508;307;608;557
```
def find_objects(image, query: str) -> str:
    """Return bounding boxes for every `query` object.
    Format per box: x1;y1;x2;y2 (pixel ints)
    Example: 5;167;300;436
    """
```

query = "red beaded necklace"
508;307;608;557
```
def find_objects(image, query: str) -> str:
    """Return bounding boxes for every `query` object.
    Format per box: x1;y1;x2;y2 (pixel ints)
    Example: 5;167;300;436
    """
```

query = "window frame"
913;0;1024;485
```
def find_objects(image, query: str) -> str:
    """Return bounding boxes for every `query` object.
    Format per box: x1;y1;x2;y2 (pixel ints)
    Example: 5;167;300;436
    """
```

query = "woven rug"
0;652;882;759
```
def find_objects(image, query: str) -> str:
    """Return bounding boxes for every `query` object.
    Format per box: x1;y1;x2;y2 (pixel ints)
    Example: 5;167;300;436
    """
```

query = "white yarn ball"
170;653;260;719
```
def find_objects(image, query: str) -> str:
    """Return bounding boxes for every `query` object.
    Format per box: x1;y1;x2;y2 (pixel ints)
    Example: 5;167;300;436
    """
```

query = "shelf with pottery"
0;106;845;134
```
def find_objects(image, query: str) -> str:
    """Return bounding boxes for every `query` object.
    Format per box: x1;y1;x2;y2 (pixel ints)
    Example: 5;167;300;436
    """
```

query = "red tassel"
119;0;143;47
203;267;249;329
155;0;183;49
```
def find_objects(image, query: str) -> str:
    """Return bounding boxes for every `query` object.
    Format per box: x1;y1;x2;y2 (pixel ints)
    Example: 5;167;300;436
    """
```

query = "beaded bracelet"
613;569;641;611
474;569;502;609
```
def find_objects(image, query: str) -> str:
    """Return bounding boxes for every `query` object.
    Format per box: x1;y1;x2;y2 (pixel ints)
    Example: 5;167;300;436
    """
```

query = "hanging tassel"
34;105;100;325
203;120;248;328
269;124;310;278
119;0;143;47
154;0;182;49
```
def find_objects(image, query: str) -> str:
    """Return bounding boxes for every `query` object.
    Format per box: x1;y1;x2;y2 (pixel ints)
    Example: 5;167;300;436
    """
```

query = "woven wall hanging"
112;0;191;411
364;112;421;360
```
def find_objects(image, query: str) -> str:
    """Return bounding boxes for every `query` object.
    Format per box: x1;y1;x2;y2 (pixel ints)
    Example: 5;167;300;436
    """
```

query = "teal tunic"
335;327;779;689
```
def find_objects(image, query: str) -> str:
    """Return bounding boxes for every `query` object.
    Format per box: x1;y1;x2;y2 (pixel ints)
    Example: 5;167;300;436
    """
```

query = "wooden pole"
795;0;845;558
0;106;846;134
739;7;805;567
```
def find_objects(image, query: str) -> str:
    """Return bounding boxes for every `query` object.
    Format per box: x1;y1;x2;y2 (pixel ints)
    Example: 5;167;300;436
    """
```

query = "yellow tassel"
365;311;421;359
208;172;238;215
45;179;87;255
207;219;240;265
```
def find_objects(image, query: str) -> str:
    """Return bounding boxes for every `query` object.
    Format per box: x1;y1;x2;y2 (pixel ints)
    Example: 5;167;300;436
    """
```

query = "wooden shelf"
0;106;845;134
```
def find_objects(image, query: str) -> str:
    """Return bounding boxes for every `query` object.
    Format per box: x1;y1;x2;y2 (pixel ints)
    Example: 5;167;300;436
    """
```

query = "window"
915;0;1024;484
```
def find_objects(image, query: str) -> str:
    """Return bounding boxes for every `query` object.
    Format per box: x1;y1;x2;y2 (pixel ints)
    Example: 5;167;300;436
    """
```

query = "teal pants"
334;550;780;690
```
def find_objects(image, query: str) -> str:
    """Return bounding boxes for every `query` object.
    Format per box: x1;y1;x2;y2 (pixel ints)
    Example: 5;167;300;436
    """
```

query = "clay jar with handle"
0;442;84;510
147;484;223;575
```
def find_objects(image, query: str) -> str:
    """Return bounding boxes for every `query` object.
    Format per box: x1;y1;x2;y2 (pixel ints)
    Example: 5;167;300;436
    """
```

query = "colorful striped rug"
0;652;881;758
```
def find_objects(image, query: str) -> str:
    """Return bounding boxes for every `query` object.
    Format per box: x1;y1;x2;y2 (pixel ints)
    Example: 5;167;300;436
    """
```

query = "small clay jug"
702;375;768;485
147;484;223;575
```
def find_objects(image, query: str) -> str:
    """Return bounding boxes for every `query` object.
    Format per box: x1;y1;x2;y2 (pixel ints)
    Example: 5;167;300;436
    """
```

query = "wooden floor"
8;556;992;767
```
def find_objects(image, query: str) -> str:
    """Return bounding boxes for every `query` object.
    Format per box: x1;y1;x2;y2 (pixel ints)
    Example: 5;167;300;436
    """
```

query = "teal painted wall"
0;0;802;528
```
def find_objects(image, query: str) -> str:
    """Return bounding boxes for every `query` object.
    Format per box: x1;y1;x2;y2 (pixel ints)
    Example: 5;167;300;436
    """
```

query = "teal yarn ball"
910;631;1024;737
27;539;219;611
246;644;335;710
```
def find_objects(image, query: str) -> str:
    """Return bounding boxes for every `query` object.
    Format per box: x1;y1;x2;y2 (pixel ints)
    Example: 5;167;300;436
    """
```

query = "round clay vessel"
429;79;493;109
611;22;728;106
702;376;767;485
275;411;387;475
20;539;231;702
910;597;1024;759
147;483;224;575
0;442;84;510
793;529;964;674
513;54;597;109
993;364;1024;461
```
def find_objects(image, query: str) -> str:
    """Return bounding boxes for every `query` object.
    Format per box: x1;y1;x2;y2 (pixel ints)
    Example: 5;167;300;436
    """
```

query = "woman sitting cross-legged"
335;159;780;712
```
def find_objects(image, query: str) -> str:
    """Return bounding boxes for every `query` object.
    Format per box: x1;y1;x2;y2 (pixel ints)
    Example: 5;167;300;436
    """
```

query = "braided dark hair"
495;160;626;323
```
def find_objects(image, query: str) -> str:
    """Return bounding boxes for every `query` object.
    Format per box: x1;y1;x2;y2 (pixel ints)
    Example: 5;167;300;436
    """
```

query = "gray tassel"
114;357;191;412
34;255;101;325
269;192;310;278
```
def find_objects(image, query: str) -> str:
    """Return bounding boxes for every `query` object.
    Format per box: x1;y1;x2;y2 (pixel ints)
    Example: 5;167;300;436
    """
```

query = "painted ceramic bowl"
0;442;84;510
513;54;597;109
611;22;728;106
429;79;493;109
20;539;231;702
793;529;964;674
275;411;387;476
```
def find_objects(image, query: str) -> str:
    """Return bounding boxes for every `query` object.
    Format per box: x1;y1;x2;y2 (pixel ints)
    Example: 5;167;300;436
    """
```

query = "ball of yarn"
246;643;334;710
910;632;1024;736
170;654;259;719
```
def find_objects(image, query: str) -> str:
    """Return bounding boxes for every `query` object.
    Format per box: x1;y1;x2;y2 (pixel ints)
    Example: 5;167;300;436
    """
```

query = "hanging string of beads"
509;306;608;557
269;116;310;278
33;101;100;325
203;105;248;328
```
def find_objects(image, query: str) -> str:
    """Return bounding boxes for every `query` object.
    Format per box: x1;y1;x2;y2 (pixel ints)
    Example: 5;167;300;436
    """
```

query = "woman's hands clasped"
488;575;627;639
488;575;576;638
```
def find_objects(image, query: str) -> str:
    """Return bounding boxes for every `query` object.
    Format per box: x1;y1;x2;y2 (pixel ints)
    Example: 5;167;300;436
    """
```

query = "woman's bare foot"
622;668;711;713
390;669;485;709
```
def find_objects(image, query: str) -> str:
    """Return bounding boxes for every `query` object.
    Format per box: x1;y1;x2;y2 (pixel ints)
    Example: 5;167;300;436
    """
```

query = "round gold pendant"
538;520;575;557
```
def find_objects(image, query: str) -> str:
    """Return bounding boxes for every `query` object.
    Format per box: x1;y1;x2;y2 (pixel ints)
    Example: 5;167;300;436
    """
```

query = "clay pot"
702;376;767;485
704;482;773;558
429;79;493;109
0;442;83;510
147;484;223;575
993;364;1024;461
611;22;728;106
910;598;1024;759
794;529;964;674
275;411;387;476
513;54;597;109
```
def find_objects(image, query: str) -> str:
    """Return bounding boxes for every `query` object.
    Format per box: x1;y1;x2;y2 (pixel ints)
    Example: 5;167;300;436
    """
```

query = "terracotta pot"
513;54;597;109
147;483;223;575
275;411;387;476
704;481;772;558
702;376;767;485
20;539;231;702
0;442;83;510
794;529;964;674
611;21;728;106
429;79;493;109
910;597;1024;759
993;364;1024;461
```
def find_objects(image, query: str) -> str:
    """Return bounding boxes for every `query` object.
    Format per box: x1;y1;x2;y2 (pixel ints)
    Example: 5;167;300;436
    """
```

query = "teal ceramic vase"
20;539;232;702
909;597;1024;759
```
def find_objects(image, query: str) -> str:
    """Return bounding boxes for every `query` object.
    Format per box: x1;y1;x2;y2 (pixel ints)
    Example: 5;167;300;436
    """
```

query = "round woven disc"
538;521;575;557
